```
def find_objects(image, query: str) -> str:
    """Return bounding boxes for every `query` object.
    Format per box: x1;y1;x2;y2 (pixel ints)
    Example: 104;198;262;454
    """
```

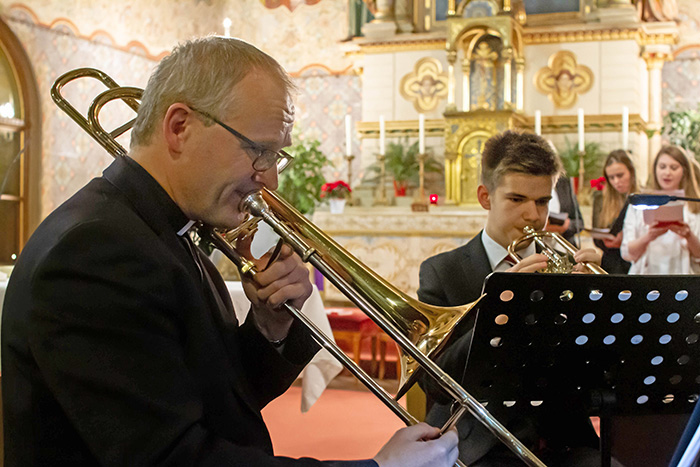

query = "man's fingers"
400;423;441;442
507;253;548;272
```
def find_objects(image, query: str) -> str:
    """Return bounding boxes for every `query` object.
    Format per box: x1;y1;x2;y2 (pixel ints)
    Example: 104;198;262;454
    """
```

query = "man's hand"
373;423;459;467
572;247;602;273
505;253;549;273
238;237;312;342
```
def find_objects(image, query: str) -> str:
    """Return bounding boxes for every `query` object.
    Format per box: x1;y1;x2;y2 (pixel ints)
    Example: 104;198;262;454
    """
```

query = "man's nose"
523;201;539;221
255;167;279;191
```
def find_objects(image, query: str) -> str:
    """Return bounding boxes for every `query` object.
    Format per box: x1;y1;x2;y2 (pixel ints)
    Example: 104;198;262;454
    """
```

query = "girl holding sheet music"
592;150;639;273
621;145;700;274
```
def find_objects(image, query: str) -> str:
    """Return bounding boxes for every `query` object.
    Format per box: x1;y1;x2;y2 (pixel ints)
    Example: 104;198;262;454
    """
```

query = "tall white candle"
622;106;629;151
535;110;542;136
419;114;426;154
577;108;585;152
345;115;352;156
379;115;385;156
223;18;232;37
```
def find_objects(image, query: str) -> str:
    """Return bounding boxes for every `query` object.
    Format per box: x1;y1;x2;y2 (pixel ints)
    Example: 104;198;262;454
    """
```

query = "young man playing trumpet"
418;130;606;466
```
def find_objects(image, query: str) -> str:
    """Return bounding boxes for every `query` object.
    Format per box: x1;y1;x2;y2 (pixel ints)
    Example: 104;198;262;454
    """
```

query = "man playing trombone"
1;36;458;467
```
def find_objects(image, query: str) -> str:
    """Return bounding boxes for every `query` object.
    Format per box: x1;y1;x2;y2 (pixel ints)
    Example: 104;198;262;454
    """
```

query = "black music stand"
462;273;700;467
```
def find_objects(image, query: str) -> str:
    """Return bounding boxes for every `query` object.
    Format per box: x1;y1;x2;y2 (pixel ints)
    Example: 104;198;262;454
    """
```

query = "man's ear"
477;184;491;210
161;103;193;157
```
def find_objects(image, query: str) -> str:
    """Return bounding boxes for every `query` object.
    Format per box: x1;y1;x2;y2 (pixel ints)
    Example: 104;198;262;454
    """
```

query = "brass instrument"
507;226;607;274
52;68;548;467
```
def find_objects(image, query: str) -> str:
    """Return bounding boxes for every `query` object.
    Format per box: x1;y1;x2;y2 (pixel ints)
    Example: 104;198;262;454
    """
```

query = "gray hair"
130;36;295;148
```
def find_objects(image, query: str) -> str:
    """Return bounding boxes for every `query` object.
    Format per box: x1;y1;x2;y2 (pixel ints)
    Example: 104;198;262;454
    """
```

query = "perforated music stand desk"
463;272;700;467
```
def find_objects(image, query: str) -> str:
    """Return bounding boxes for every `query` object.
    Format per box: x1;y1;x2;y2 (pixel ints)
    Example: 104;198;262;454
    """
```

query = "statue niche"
470;37;501;111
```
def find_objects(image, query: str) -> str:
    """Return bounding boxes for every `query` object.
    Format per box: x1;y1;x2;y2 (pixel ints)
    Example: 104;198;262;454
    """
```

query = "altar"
312;205;488;301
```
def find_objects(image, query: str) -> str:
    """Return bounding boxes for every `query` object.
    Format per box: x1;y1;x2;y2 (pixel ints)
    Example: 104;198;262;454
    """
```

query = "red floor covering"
262;386;404;461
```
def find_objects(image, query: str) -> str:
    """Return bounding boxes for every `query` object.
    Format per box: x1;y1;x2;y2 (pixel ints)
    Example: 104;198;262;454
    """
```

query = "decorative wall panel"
3;4;361;220
294;67;362;183
663;47;700;115
4;10;156;218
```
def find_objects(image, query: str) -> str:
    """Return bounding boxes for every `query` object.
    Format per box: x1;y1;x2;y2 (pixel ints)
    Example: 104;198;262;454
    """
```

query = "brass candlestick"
411;153;429;212
345;154;357;206
373;153;389;206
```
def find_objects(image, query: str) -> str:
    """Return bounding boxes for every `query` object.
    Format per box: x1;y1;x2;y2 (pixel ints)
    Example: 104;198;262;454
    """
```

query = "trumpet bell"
508;226;606;275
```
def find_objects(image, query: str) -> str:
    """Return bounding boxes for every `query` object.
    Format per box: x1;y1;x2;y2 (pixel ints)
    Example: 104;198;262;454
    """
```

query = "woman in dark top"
592;150;639;273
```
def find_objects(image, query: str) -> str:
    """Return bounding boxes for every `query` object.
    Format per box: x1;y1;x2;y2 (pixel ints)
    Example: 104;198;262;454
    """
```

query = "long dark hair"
599;150;638;227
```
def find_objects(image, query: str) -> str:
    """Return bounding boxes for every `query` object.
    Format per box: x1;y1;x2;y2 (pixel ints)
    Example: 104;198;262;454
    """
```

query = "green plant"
663;106;700;159
557;138;605;184
276;138;330;215
364;139;442;192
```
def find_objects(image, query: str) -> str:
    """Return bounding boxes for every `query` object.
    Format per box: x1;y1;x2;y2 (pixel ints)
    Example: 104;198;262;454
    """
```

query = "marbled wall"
662;2;700;127
1;0;360;219
4;7;156;216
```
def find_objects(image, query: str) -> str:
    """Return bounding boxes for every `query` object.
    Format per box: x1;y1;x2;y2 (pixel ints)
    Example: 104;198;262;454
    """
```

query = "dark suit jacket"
417;232;600;466
1;156;375;467
554;176;584;246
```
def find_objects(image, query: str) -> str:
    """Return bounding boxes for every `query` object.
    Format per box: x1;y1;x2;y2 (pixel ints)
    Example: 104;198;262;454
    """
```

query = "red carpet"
262;386;404;461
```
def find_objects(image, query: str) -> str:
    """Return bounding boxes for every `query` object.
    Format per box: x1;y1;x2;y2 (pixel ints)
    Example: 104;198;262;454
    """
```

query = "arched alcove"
0;18;41;264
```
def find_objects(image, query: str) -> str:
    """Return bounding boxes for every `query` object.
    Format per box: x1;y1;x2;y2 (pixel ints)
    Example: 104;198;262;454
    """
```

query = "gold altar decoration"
443;4;526;205
521;113;648;135
399;58;449;113
472;41;498;110
534;50;593;109
356;119;444;139
443;110;528;205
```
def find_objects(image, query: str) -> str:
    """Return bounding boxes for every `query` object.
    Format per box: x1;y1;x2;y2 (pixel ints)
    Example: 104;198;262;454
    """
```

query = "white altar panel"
313;206;487;301
0;279;340;412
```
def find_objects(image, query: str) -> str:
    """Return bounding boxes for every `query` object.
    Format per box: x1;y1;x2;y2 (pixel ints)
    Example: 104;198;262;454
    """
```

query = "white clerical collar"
481;228;536;272
177;219;196;237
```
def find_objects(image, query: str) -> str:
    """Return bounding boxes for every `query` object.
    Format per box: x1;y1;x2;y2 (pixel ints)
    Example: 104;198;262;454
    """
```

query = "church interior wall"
4;1;700;223
0;1;362;219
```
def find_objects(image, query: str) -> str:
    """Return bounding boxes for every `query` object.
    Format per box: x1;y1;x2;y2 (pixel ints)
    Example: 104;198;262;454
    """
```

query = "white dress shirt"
481;229;536;272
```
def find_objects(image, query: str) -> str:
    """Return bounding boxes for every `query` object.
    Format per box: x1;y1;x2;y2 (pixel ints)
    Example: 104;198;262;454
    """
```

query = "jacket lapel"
459;232;493;302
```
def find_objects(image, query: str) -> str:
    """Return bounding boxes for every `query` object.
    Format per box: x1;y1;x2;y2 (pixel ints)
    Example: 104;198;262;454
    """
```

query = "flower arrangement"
320;180;352;200
590;176;606;191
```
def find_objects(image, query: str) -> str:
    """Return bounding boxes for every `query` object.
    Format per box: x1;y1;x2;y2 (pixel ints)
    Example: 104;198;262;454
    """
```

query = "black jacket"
417;232;599;465
2;156;375;467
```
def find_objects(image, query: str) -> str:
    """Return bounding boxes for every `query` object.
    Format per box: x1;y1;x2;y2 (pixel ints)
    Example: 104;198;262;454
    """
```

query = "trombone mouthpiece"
240;191;268;217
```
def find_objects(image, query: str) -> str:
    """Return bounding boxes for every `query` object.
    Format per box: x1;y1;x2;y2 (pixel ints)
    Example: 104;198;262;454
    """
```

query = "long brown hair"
599;150;639;227
650;145;700;214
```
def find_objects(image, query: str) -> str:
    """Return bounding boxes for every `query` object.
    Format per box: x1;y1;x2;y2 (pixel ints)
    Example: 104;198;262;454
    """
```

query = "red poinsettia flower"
320;180;352;199
590;176;606;191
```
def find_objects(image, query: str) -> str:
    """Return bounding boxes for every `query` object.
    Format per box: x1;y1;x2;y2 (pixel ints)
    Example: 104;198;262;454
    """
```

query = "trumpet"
52;68;548;467
507;226;607;274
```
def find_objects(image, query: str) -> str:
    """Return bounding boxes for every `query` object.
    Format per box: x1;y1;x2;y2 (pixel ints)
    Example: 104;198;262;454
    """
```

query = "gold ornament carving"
534;51;593;109
400;58;449;112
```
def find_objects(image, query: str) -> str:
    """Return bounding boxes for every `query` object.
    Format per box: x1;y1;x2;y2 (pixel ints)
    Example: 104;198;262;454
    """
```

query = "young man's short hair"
480;130;562;191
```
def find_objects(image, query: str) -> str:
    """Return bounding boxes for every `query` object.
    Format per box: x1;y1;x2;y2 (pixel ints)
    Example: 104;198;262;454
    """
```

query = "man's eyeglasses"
190;107;293;173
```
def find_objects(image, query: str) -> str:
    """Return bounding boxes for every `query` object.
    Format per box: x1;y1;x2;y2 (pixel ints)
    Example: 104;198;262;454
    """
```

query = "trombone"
52;68;547;467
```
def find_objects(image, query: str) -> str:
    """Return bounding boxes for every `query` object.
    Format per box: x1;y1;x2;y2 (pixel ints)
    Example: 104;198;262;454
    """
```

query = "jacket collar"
102;155;191;237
